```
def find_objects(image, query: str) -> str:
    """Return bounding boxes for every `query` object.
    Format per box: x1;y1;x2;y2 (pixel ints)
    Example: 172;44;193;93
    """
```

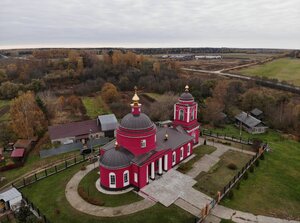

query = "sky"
0;0;300;49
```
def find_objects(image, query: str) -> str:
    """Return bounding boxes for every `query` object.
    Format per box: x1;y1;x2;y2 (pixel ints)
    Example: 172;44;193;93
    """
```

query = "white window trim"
187;143;191;156
180;147;184;160
179;109;184;121
172;151;176;166
109;172;116;188
123;170;129;187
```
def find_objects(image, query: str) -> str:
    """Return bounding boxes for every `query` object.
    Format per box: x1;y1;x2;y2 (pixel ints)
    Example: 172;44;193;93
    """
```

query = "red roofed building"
10;148;25;159
99;86;200;191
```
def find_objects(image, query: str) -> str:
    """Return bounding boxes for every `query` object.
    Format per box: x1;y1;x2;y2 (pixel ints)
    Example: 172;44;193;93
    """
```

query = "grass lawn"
193;150;252;197
237;58;300;86
177;145;217;173
81;96;109;118
78;168;142;207
143;93;162;101
0;99;10;109
0;150;81;189
208;125;300;220
21;164;194;223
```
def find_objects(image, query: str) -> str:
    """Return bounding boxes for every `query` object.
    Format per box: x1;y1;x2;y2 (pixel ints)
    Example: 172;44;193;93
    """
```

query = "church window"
124;170;129;186
141;139;146;148
180;147;184;160
179;109;184;121
172;151;176;166
187;143;191;156
109;173;116;188
191;108;194;120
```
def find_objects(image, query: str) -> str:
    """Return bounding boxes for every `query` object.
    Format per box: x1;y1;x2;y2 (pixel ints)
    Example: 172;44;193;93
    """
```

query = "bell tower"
173;85;200;144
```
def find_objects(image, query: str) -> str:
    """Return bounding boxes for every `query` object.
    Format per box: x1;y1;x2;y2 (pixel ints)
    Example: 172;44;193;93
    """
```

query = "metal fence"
12;153;96;190
21;194;51;223
195;143;268;223
202;129;253;145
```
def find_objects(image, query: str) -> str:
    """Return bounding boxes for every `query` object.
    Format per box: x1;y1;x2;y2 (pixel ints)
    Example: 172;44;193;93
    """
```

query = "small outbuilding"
0;187;22;211
250;108;263;120
235;111;268;134
97;114;118;138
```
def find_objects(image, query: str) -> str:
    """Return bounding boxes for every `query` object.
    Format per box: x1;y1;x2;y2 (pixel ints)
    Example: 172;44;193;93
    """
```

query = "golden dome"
185;85;189;92
132;86;140;104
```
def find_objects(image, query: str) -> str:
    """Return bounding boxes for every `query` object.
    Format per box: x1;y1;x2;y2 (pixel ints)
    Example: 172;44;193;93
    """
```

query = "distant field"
237;58;300;86
81;96;109;118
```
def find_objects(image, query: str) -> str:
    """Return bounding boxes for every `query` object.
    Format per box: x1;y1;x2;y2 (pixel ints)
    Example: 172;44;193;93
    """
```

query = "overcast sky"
0;0;299;49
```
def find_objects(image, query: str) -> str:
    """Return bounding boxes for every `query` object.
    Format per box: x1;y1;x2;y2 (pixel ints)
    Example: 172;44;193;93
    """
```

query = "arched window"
180;147;184;160
191;108;194;120
123;170;129;187
172;151;176;166
109;172;116;188
187;143;191;156
179;109;184;121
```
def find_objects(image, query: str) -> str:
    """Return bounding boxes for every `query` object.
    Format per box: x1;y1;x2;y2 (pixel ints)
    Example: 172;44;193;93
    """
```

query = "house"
13;139;32;151
0;187;22;211
250;108;263;120
195;55;222;60
235;111;268;134
10;148;25;161
11;139;34;161
99;86;200;191
48;114;117;144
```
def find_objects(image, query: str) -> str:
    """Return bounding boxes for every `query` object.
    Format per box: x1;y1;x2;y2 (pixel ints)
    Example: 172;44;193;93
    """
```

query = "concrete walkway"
210;205;300;223
65;164;155;217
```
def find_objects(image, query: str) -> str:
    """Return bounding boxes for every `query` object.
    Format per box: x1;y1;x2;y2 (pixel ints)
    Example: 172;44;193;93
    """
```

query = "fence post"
23;178;26;187
34;173;37;181
44;169;47;177
65;160;67;168
55;165;57;173
74;157;77;164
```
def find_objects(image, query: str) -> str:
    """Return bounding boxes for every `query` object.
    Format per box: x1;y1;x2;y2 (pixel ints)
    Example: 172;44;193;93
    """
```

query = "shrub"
227;190;234;200
80;165;86;171
227;163;238;170
255;159;260;167
260;153;265;160
249;166;254;173
243;172;249;180
78;186;104;206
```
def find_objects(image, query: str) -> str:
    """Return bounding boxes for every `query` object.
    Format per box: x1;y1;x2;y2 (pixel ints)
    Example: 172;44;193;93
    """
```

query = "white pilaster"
146;165;149;183
187;107;190;123
158;158;163;174
164;154;168;171
151;162;155;179
174;104;176;120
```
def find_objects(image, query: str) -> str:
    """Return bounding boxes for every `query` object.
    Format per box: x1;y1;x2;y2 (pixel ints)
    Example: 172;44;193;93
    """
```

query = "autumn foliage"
10;91;47;138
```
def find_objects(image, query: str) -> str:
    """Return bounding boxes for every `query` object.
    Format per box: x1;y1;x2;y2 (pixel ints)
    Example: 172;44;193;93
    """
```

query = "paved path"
211;205;300;223
65;164;155;217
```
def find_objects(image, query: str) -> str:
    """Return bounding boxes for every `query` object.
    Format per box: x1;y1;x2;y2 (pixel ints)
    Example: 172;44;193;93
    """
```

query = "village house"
99;86;200;190
235;111;268;134
48;114;117;144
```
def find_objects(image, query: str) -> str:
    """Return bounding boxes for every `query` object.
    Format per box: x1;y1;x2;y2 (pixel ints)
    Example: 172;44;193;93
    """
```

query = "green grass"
143;93;162;101
81;96;109;118
21;164;194;223
0;99;10;109
221;133;300;220
177;145;217;173
238;58;300;86
193;150;252;197
209;125;300;220
78;168;142;207
0;150;81;189
220;219;235;223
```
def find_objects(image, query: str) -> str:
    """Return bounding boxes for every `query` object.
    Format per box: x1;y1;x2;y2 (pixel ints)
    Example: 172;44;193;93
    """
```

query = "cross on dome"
185;85;189;92
132;86;140;104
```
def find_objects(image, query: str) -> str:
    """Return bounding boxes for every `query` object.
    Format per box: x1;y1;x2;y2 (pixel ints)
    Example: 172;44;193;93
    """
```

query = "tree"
10;91;47;138
153;62;161;75
203;97;225;126
0;122;16;146
101;83;120;104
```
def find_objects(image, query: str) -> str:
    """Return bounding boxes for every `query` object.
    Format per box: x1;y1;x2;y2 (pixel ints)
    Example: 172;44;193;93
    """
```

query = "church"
99;86;200;190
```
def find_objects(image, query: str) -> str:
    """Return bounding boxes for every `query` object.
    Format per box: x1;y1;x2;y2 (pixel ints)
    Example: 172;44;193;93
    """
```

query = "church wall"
99;165;131;190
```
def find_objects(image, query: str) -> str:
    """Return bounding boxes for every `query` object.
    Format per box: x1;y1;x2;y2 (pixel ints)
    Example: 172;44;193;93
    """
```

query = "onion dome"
120;113;154;130
100;147;134;168
179;85;194;101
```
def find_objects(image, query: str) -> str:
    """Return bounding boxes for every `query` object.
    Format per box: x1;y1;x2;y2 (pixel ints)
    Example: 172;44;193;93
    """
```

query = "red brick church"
99;86;200;190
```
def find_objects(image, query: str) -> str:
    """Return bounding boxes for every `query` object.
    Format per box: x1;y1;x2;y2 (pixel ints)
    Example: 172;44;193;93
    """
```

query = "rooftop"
97;114;118;131
250;108;263;116
0;187;22;202
14;139;32;149
235;111;262;128
11;148;25;158
48;119;100;140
